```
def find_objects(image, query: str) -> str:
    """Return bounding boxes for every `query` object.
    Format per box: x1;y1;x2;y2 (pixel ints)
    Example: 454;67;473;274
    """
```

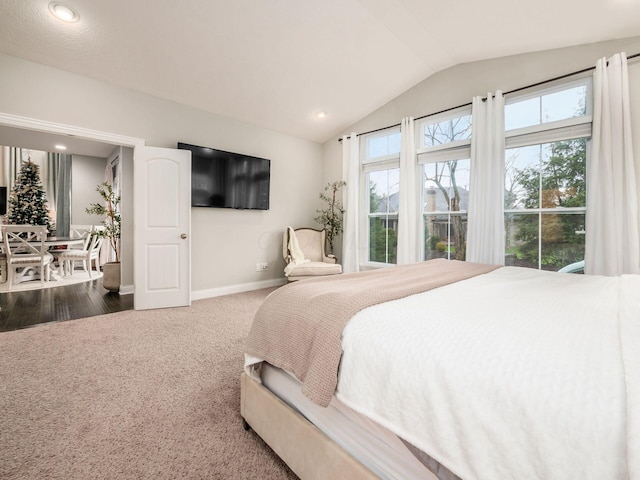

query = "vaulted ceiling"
1;0;640;144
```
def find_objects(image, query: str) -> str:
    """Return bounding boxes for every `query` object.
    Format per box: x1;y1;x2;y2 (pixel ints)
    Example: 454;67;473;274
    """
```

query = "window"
418;108;472;261
504;79;591;271
362;129;400;264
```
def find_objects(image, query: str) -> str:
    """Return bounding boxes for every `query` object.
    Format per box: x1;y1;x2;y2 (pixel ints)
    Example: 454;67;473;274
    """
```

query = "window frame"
360;128;401;267
417;107;472;261
503;76;592;270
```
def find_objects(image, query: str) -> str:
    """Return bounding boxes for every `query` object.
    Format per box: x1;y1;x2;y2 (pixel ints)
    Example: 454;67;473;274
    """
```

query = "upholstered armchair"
282;227;342;281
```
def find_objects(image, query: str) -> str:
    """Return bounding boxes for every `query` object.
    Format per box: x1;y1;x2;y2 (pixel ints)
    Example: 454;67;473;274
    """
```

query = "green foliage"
369;183;380;213
314;181;346;254
428;235;441;251
86;182;121;263
368;180;398;263
369;217;397;263
7;160;53;231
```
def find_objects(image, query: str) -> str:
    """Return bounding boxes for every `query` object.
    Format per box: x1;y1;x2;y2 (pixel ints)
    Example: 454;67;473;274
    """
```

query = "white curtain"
397;117;419;265
586;53;640;275
466;91;505;265
342;133;360;273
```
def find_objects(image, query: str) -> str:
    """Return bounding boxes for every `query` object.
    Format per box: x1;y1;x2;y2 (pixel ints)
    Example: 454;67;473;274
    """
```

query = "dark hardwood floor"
0;280;134;332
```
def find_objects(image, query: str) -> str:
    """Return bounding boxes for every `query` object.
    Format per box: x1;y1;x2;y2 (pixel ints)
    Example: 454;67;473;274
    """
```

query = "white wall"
71;154;107;225
323;36;640;259
0;52;324;295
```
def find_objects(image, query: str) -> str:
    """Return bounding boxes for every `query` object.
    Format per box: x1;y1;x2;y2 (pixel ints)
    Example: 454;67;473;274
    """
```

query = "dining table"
0;236;86;284
43;236;86;248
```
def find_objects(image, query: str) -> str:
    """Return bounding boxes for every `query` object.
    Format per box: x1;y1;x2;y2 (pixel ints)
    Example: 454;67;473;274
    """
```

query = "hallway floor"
0;279;133;332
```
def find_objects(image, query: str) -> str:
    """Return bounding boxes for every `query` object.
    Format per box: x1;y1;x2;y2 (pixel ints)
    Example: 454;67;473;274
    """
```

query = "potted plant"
314;180;346;255
86;182;121;292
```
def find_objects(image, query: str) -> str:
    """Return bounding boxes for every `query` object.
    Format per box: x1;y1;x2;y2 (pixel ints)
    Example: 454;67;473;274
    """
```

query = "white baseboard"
120;284;134;295
191;277;287;301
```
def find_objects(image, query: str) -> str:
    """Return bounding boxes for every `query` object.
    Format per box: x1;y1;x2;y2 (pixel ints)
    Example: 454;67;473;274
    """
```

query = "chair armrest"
325;254;337;264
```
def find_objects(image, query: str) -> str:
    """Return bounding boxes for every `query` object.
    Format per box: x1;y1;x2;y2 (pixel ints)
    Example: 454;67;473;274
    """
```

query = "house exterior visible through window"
362;129;400;264
417;108;472;261
504;78;591;271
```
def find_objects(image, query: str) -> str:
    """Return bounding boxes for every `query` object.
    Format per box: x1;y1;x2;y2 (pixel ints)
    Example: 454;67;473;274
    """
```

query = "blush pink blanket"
245;259;498;406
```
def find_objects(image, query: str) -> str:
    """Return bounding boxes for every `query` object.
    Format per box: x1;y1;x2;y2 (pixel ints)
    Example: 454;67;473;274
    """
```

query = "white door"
133;146;191;310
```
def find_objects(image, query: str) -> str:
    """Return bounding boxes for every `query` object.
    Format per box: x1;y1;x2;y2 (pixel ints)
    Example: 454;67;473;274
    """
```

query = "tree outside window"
505;138;586;270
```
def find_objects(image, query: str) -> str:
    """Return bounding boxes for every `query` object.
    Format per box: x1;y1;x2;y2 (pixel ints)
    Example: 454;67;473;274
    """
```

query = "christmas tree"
8;160;53;231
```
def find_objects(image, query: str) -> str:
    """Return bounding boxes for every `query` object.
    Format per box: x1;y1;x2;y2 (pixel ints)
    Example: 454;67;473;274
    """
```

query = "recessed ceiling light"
316;111;327;119
55;144;67;150
48;2;79;23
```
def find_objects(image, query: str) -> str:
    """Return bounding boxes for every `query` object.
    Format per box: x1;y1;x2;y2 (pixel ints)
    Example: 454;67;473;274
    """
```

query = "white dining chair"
69;225;94;249
58;233;104;277
52;225;95;275
2;225;53;290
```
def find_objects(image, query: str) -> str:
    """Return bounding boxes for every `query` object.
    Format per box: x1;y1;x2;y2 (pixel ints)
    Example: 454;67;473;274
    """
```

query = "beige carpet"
0;288;298;480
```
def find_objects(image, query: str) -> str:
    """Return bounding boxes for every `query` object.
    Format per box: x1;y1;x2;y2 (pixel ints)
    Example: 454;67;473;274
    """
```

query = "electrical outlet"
255;263;262;272
256;262;269;272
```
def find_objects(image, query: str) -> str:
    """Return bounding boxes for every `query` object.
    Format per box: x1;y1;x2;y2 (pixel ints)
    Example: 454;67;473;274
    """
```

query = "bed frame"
240;373;379;480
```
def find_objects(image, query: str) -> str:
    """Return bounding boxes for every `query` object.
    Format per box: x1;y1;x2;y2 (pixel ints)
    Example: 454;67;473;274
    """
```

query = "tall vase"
102;262;121;293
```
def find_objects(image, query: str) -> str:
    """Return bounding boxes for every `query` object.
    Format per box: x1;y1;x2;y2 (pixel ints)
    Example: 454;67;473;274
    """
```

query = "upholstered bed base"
240;372;379;480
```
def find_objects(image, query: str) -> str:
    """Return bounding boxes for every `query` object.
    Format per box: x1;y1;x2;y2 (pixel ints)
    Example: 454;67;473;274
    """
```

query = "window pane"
505;84;588;131
540;213;585;272
505;97;539;130
507;139;586;211
368;132;401;159
422;114;472;147
540;138;586;208
368;169;399;214
505;212;539;268
505;145;541;209
505;212;585;271
368;168;399;264
424;213;467;261
422;160;470;211
541;86;587;123
369;215;397;264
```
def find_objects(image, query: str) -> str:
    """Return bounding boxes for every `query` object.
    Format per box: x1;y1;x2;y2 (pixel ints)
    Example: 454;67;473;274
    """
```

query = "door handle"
180;233;188;239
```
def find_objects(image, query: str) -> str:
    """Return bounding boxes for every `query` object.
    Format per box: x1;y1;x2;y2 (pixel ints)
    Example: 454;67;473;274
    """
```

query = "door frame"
0;112;151;307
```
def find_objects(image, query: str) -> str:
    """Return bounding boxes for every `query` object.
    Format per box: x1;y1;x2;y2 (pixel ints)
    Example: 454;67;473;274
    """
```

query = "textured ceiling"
1;0;640;145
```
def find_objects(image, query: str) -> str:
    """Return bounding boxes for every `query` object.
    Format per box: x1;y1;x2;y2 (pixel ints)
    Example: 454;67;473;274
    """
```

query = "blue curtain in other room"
48;153;72;237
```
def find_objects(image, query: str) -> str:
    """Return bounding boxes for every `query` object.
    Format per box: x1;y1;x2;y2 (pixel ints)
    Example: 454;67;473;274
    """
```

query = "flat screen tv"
178;142;270;210
0;186;6;216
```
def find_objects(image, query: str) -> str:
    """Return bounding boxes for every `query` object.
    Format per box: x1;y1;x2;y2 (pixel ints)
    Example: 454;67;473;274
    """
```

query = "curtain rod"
338;51;640;142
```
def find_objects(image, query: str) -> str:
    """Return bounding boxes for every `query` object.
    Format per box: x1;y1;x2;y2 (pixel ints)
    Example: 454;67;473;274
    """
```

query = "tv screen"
0;186;6;216
178;142;270;210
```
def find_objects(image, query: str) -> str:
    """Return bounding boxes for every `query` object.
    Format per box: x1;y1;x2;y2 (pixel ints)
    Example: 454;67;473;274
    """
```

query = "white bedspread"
336;267;637;480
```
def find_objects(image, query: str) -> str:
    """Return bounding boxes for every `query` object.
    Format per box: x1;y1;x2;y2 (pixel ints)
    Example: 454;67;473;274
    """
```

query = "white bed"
242;260;640;480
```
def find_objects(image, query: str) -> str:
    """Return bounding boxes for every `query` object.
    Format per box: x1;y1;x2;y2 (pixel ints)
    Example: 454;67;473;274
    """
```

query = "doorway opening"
0;112;144;329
